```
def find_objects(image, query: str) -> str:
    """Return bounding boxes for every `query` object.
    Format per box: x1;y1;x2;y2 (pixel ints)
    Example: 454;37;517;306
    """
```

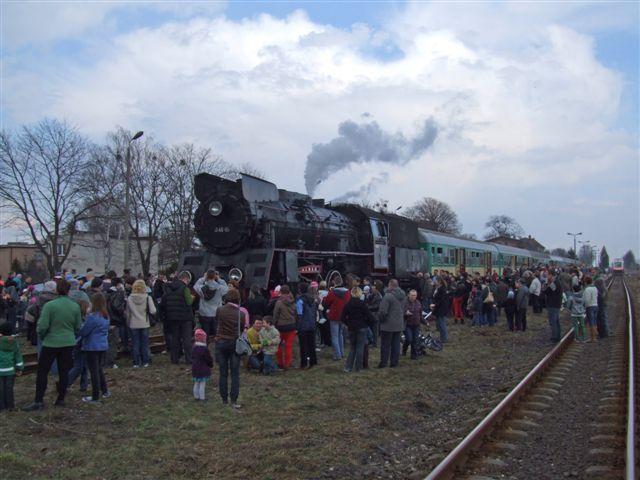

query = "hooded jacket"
78;312;109;351
127;293;157;329
194;277;228;318
322;287;351;322
565;291;585;316
0;335;24;376
378;287;406;333
273;294;297;332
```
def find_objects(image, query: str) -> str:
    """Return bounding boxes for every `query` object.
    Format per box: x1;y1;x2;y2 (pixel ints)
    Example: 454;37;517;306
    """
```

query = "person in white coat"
529;272;542;314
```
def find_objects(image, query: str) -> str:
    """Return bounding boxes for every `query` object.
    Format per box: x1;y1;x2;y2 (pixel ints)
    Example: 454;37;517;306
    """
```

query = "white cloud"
1;3;637;255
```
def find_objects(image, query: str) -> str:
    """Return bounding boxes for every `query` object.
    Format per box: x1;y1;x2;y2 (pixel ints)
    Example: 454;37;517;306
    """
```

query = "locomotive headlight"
208;201;223;217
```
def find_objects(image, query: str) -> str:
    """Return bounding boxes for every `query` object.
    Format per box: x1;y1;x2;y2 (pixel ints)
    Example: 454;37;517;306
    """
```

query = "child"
192;329;213;401
259;316;280;375
565;284;586;342
78;293;110;403
0;321;24;410
504;290;516;332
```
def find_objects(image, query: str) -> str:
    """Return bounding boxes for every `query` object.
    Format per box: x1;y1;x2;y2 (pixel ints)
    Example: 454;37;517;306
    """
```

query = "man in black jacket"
161;271;194;364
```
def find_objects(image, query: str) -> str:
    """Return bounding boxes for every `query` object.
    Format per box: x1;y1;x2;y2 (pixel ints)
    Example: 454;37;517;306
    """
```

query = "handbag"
235;306;252;356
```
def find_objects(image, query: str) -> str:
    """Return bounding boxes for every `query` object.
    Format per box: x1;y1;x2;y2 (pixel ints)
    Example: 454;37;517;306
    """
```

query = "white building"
56;231;159;276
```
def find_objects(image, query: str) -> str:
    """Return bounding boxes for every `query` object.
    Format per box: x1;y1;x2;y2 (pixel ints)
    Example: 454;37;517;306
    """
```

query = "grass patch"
3;312;571;479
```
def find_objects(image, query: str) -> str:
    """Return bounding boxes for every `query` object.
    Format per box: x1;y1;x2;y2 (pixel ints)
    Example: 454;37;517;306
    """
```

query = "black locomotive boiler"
180;173;428;288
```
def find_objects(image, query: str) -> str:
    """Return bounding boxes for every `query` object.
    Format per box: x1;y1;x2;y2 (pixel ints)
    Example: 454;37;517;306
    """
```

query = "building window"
56;244;65;256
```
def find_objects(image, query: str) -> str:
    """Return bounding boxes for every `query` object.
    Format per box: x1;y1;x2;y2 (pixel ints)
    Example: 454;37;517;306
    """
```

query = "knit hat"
194;328;207;343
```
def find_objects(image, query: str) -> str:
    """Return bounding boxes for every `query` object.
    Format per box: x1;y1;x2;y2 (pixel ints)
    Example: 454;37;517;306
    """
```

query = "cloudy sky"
1;1;638;258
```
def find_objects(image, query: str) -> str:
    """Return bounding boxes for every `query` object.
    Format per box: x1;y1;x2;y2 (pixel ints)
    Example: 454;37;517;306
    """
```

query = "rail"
424;275;616;480
622;278;636;480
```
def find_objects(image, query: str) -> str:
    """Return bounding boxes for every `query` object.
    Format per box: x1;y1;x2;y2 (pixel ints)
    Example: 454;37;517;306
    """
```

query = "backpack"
200;284;216;302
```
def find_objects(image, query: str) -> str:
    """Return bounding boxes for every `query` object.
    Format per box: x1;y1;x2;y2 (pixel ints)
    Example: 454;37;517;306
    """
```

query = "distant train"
612;258;624;275
180;173;575;288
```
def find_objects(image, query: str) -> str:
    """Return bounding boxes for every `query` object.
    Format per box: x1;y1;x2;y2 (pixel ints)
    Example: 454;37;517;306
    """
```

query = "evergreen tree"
599;246;609;270
623;250;637;269
567;248;578;260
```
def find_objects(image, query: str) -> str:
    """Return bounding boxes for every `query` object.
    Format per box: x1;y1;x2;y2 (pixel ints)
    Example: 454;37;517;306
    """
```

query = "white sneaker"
132;364;140;369
143;363;150;368
111;364;119;369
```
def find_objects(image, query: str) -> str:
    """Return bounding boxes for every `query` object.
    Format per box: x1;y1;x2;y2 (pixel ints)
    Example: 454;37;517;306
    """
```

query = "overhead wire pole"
123;131;144;273
567;231;582;257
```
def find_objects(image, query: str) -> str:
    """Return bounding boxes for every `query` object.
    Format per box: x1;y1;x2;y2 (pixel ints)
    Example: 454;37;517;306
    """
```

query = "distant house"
53;231;159;276
487;235;546;253
0;242;46;279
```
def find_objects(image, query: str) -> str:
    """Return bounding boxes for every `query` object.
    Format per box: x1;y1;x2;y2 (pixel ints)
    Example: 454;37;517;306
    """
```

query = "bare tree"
0;119;98;276
404;197;462;234
483;214;524;239
161;144;234;266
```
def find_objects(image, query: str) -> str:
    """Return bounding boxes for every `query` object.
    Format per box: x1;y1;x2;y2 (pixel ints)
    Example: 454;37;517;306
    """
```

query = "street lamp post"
123;131;144;273
578;239;590;265
567;232;582;257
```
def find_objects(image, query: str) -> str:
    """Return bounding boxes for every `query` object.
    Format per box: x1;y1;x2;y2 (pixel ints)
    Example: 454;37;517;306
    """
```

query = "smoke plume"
304;118;437;195
331;173;389;203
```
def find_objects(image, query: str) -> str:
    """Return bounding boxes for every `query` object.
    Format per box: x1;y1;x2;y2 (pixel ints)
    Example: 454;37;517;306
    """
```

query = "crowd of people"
0;262;610;412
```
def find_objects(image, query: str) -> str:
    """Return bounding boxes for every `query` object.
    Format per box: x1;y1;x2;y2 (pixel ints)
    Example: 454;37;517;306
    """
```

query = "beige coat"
126;293;156;329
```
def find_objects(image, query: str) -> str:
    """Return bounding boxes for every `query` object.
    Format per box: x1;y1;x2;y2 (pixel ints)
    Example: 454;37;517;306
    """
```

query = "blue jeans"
547;307;561;341
586;306;598;326
119;324;130;351
345;328;368;371
263;354;278;375
403;325;420;358
215;340;240;403
248;353;263;370
330;321;346;359
67;345;88;390
436;316;448;342
130;328;150;365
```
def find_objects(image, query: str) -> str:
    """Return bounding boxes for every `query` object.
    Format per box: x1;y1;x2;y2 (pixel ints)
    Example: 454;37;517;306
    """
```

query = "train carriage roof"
491;243;535;258
419;229;498;253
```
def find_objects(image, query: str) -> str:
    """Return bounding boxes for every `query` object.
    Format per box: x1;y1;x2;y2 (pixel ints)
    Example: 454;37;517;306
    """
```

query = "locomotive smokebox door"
285;251;299;283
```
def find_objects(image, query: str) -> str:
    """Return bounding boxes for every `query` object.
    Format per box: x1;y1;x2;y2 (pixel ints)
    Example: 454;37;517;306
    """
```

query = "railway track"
21;334;167;374
424;276;638;480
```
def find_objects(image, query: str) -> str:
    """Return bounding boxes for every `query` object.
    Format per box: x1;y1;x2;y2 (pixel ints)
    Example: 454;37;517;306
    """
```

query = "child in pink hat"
191;329;213;401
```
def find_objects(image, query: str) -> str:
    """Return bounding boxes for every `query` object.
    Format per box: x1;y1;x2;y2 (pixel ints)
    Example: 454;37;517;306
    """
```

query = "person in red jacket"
322;277;351;360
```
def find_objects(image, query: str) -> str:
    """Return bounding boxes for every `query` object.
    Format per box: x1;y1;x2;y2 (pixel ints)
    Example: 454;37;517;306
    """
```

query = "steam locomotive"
180;173;573;288
180;173;427;288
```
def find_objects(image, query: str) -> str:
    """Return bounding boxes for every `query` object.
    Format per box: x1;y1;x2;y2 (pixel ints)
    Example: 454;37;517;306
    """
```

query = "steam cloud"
304;118;438;195
331;173;389;203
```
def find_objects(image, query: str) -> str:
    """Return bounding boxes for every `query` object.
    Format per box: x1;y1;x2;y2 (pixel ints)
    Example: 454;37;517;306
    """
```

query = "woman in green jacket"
23;279;82;411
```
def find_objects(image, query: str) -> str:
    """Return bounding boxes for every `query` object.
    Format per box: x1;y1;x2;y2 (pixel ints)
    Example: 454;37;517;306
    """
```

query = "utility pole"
123;131;144;273
567;232;582;257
